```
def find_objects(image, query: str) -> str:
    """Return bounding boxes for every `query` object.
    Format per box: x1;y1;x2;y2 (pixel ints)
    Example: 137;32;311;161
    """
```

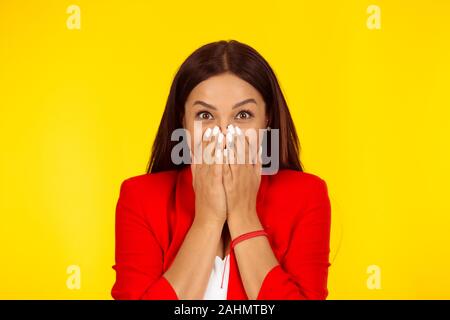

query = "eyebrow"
192;98;257;110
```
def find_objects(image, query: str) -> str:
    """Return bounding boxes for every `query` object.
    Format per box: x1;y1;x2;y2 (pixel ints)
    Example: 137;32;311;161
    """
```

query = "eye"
235;110;254;120
196;111;213;120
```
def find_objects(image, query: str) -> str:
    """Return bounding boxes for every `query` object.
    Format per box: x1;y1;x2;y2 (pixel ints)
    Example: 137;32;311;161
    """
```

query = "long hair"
146;40;303;173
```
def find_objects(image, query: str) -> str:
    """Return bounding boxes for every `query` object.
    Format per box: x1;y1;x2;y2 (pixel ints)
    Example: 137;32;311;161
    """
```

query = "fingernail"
212;125;220;136
227;124;235;135
204;127;212;139
218;132;224;144
235;126;242;136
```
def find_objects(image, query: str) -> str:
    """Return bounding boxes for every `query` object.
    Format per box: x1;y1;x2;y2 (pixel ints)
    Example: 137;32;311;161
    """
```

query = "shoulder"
118;169;179;200
267;169;330;216
269;169;328;196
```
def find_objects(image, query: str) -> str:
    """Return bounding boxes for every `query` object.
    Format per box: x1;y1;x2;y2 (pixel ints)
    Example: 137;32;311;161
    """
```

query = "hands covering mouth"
201;124;261;165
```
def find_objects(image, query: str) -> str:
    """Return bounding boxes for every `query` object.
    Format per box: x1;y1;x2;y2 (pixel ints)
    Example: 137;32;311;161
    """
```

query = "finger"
249;133;260;166
215;131;225;165
244;134;253;166
230;126;245;180
223;127;233;180
199;126;213;166
191;149;203;186
225;125;236;165
203;127;213;141
223;152;232;181
213;131;225;179
191;135;201;165
254;144;263;176
223;146;228;165
233;126;243;165
204;131;217;165
235;127;245;165
226;124;235;150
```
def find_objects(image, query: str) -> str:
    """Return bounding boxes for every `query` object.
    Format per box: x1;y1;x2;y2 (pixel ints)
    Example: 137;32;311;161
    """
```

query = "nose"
216;121;228;134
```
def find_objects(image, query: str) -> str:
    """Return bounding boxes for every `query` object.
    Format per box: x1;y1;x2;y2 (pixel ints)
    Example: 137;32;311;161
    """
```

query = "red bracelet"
230;229;268;251
220;229;269;289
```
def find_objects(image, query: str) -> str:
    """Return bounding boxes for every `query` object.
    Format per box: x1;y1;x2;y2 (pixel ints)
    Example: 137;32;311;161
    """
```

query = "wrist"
193;216;225;230
228;213;263;240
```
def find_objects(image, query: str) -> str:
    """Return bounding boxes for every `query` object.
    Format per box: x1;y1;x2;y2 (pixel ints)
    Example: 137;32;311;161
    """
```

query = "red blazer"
111;165;331;300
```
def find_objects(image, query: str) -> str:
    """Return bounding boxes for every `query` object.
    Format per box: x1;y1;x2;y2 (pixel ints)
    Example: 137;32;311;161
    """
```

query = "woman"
111;40;331;300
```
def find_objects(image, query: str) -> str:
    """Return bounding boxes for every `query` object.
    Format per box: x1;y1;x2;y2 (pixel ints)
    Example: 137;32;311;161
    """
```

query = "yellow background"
1;0;449;299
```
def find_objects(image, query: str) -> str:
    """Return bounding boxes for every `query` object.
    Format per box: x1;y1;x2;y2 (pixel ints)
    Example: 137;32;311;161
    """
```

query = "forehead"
186;73;263;105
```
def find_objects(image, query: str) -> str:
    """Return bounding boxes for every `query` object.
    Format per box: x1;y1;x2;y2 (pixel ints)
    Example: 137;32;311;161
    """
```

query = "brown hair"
146;40;303;173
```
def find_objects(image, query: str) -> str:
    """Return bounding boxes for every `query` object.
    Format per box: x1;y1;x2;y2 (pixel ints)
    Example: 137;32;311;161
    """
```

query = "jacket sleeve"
257;177;332;300
111;179;179;300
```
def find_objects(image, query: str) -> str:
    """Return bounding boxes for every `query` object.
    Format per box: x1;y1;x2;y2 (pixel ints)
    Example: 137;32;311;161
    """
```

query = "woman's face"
182;72;268;156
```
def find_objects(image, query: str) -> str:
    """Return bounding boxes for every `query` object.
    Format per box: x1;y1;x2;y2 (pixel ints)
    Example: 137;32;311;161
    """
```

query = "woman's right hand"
190;126;227;226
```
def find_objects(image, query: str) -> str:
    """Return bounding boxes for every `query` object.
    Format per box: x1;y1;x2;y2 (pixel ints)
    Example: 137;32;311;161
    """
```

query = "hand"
191;127;227;226
223;127;263;234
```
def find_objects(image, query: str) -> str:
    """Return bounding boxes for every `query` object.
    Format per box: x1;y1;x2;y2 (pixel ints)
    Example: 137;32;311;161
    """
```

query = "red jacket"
111;165;331;300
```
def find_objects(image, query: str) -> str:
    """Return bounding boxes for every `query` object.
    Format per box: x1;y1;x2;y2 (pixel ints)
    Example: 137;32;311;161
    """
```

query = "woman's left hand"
223;133;263;238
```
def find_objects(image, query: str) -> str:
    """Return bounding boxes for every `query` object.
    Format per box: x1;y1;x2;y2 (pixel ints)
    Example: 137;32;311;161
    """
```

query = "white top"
203;253;230;299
